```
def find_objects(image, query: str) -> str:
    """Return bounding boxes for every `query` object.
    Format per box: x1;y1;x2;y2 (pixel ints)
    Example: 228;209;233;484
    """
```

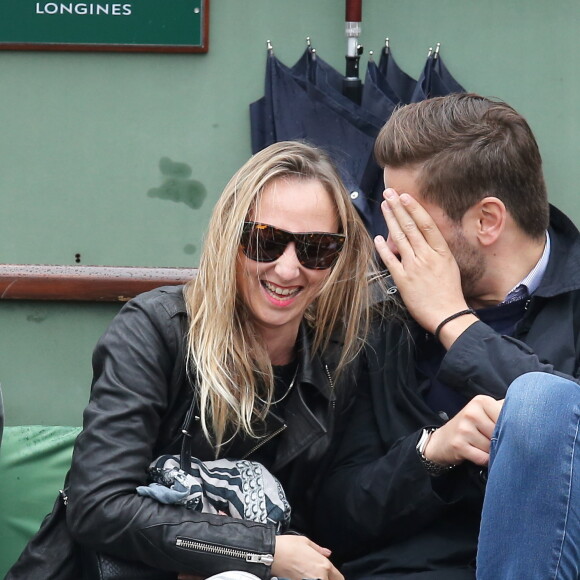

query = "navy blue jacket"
316;206;580;579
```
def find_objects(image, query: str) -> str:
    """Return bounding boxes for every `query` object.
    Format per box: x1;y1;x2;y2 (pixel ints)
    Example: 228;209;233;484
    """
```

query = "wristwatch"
416;428;457;476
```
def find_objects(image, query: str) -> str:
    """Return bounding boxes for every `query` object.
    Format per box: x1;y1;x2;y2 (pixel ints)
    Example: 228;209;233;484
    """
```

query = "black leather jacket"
66;285;355;579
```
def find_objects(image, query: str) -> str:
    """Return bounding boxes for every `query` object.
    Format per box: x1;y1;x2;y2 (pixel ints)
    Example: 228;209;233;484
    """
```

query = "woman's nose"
273;242;301;279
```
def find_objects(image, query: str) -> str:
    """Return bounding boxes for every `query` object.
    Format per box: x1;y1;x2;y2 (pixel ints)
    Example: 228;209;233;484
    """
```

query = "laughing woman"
13;142;376;580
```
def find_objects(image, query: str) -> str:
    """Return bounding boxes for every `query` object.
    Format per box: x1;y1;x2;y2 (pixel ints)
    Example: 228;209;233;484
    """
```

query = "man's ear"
466;197;506;246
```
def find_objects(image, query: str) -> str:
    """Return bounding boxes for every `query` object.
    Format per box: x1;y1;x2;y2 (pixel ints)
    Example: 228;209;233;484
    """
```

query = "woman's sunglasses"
240;221;346;270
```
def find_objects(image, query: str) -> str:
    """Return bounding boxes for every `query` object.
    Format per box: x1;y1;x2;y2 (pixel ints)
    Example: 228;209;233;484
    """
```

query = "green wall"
2;0;579;425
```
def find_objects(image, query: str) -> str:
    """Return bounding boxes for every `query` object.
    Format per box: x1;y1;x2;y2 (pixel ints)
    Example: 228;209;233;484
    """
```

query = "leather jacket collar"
180;320;337;470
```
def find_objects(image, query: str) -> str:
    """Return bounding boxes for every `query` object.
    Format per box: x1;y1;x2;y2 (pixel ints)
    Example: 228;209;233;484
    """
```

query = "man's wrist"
434;309;477;341
416;428;457;477
436;312;479;350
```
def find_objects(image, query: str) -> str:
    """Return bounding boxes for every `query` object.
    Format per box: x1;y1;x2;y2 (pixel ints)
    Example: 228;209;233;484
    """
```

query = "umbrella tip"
383;38;390;55
306;36;311;47
427;46;433;57
434;42;441;59
266;39;273;53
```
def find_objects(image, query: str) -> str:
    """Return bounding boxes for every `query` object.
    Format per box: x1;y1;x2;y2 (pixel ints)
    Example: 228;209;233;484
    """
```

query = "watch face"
416;428;433;457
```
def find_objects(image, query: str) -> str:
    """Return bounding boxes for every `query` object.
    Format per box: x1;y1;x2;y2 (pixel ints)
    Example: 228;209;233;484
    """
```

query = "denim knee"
499;372;579;448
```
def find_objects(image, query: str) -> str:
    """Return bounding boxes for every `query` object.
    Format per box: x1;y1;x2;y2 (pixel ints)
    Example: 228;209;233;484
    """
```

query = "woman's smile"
261;279;302;305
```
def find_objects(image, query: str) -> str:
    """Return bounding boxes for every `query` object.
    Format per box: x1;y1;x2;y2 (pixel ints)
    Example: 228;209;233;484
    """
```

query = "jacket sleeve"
317;311;580;561
66;292;276;579
439;320;580;399
313;356;478;561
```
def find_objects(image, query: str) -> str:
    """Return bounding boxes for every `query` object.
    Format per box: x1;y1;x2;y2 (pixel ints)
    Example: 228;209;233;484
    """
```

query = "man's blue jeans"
477;372;580;579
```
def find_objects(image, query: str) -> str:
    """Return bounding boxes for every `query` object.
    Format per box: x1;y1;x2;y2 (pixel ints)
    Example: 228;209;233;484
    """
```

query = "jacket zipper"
175;536;274;565
324;364;336;410
242;363;333;459
241;423;287;459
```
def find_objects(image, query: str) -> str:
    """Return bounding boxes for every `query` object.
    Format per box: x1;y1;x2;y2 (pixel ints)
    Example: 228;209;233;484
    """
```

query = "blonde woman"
45;142;374;580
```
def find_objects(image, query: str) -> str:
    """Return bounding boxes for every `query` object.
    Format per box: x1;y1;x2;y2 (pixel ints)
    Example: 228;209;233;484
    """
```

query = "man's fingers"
465;448;491;467
380;195;415;261
484;398;504;424
379;187;452;266
384;190;427;251
428;395;501;466
397;193;450;254
374;234;402;275
467;395;503;439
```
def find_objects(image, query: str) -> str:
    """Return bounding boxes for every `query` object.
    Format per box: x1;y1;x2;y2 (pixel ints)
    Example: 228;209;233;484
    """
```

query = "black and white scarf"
137;455;291;533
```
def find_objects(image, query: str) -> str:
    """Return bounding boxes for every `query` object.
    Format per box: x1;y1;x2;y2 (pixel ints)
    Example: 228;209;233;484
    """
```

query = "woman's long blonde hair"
184;141;376;450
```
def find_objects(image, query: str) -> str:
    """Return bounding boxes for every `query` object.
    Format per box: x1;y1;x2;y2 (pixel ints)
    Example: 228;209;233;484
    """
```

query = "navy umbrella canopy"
361;57;398;121
250;46;389;236
378;39;416;105
291;41;343;92
292;45;388;134
411;44;466;102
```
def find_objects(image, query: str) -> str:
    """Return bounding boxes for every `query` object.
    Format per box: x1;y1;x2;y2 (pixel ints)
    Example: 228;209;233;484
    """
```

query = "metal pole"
343;0;363;104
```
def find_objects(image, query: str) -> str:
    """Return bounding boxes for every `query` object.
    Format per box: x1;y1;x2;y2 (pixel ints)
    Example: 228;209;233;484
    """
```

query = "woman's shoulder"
127;285;188;319
103;285;189;349
94;286;189;369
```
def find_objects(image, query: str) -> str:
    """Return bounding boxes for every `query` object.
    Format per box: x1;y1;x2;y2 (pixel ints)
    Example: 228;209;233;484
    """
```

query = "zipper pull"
246;553;274;565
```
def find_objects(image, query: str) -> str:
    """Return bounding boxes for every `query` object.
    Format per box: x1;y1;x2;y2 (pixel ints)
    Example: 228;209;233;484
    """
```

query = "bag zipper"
175;536;274;565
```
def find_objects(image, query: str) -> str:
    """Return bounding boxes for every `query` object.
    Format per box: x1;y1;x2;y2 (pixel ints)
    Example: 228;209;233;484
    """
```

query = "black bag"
81;549;175;580
4;490;81;580
6;487;175;580
78;398;198;580
6;399;197;580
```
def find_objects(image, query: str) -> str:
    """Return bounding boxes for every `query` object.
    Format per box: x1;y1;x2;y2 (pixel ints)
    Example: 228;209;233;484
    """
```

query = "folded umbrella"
411;43;466;102
378;38;416;105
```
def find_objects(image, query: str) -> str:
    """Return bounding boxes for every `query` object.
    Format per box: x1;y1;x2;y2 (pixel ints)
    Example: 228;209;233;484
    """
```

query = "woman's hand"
271;534;344;580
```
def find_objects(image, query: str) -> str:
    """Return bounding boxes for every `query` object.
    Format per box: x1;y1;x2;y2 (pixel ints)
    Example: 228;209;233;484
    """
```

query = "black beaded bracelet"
434;308;476;342
416;428;457;476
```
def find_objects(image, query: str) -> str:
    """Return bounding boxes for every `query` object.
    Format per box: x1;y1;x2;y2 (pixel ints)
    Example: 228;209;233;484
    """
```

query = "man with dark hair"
316;94;580;579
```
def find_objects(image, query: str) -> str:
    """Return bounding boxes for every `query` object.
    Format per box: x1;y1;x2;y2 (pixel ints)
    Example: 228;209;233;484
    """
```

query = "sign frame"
0;0;209;53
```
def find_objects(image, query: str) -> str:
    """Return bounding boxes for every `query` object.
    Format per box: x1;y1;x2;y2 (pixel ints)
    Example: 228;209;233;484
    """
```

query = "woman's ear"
467;197;506;247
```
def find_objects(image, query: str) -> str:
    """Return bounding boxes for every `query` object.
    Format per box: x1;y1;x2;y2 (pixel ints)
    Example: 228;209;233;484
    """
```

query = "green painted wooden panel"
0;301;121;426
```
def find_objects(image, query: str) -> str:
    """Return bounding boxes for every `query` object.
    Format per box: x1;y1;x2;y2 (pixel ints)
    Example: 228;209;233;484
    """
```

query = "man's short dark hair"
374;93;549;238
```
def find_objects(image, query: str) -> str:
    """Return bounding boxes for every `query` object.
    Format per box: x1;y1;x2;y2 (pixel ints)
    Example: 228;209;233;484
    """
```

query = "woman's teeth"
263;280;300;298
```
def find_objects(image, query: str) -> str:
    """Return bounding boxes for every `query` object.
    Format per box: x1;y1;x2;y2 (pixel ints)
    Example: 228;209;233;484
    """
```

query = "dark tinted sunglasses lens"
241;224;285;262
299;235;345;269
